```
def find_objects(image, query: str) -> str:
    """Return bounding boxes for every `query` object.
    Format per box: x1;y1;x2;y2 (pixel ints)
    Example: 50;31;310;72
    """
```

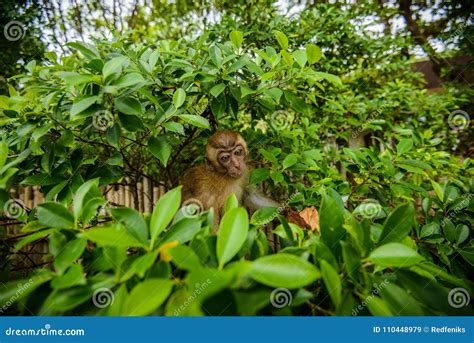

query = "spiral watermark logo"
3;199;26;219
448;110;470;131
270;288;292;308
92;288;114;308
4;21;26;41
270;110;293;131
92;110;114;131
448;287;470;308
356;199;382;219
181;198;203;218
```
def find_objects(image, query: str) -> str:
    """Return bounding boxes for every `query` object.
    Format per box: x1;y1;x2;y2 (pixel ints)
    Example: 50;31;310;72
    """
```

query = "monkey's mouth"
228;170;243;178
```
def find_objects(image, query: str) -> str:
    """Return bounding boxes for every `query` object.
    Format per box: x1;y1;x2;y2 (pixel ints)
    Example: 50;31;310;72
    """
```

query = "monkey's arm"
243;186;280;212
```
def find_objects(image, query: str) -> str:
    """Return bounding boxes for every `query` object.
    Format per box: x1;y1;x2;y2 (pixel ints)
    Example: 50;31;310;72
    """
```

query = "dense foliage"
0;1;472;316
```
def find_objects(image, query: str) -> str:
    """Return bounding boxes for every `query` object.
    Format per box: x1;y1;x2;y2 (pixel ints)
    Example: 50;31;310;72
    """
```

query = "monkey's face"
206;131;248;178
218;144;246;178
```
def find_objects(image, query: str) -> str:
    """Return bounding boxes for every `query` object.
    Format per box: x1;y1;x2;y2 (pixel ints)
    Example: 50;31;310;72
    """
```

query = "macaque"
181;130;279;230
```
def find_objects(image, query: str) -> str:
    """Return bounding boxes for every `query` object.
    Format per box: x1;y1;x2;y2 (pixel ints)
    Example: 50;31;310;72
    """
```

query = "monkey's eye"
220;155;230;163
234;148;243;156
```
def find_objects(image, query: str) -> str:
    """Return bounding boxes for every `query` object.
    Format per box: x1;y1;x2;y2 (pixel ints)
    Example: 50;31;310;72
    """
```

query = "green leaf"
368;243;424;267
72;178;100;220
222;193;237;213
70;96;98;119
150;186;182;248
159;218;201;246
67;42;100;59
249;168;270;184
306;43;322;64
178;114;210;129
319;193;345;255
396;139;413;156
173;88;186;108
281;50;293;66
118;113;143;131
122;279;173;316
0;141;7;169
54;237;87;274
107;123;121;147
431;180;444;202
148;136;172;166
282;154;298;169
292;49;307;68
110;208;148;245
379;283;424;316
38;202;74;228
15;229;55;250
274;31;289;50
51;264;86;290
251;207;279;225
249;253;320;289
210;83;226;97
311;71;342;86
120;251;159;282
217;207;249;268
103;55;128;80
59;72;96;86
378;203;415;244
114;72;144;88
115;97;143;115
320;260;341;307
169;245;203;270
83;224;144;248
366;297;393;316
209;46;223;68
230;30;243;49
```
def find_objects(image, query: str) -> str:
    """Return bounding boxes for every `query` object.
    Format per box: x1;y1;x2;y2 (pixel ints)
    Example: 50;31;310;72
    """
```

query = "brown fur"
181;131;249;230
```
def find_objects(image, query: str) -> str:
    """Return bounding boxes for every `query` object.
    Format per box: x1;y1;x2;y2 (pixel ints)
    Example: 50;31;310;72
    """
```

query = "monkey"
181;130;279;231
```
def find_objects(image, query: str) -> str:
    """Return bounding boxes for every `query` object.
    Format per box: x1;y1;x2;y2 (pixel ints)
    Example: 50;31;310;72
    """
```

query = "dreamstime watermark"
181;198;204;219
447;287;470;308
355;199;382;219
352;279;390;316
270;110;294;131
0;278;34;314
173;279;212;315
92;288;114;308
440;193;473;227
3;21;26;41
253;192;302;226
5;324;85;337
3;199;26;219
92;110;114;131
270;288;292;308
448;110;470;131
351;106;385;139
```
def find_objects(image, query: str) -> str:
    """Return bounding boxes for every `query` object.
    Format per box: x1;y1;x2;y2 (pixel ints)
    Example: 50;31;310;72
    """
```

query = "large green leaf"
217;207;249;268
173;88;186;108
83;224;144;248
70;96;98;119
368;243;424;267
122;279;173;316
37;202;74;228
148;136;172;166
306;43;322;64
72;178;100;220
319;193;345;256
249;253;320;289
320;260;341;307
229;30;243;49
109;207;148;245
378;203;415;244
54;237;87;274
150;186;182;247
178;114;210;129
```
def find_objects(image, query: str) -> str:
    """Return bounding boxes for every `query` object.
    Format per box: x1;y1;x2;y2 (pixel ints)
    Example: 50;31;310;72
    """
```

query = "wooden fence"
1;176;166;274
